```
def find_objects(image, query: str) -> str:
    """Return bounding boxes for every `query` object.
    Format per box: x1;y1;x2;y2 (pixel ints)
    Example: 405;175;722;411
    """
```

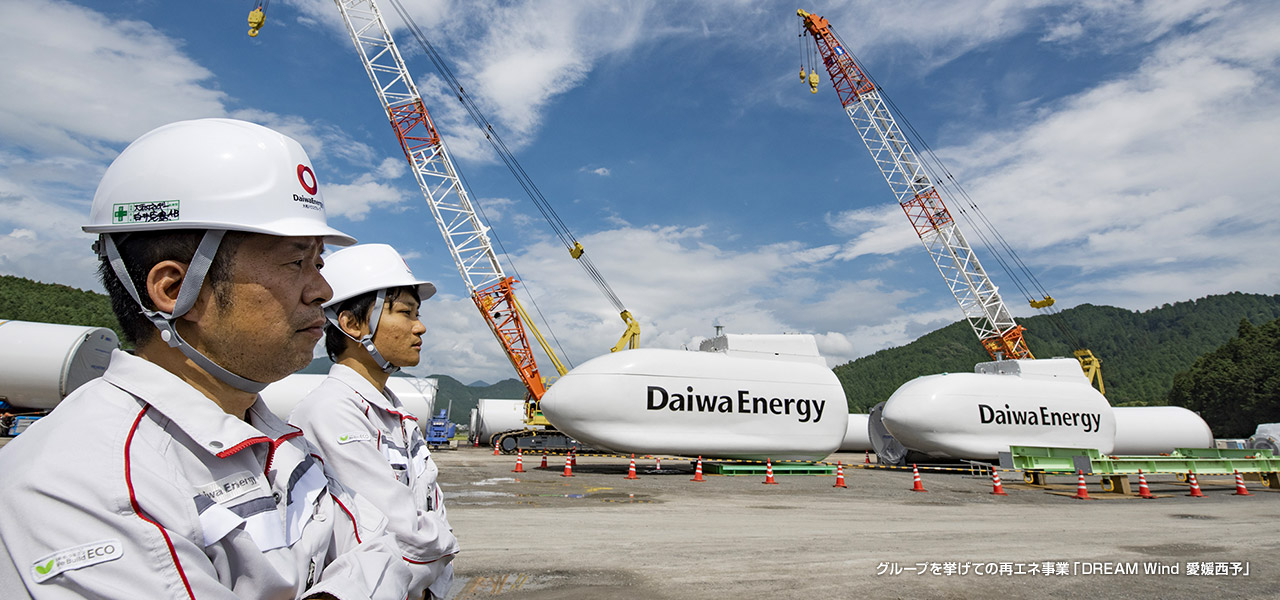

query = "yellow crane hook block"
247;7;265;37
1029;295;1056;309
808;71;820;93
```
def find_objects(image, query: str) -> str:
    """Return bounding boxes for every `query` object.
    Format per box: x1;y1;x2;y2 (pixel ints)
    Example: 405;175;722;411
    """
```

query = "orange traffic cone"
990;468;1008;496
864;451;871;464
1137;469;1154;499
625;454;639;480
540;454;548;469
512;449;524;473
910;464;927;492
763;459;779;484
1187;472;1205;497
493;441;500;456
1233;470;1252;496
1073;470;1092;500
691;456;705;482
560;454;574;477
833;461;847;488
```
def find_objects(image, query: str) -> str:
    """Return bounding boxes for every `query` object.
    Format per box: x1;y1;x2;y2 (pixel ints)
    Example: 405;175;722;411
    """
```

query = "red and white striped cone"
492;440;500;456
1137;469;1154;499
691;456;705;482
625;454;639;480
539;454;548;469
1187;472;1205;497
910;464;927;492
1073;470;1092;500
833;461;847;488
1233;470;1252;496
512;449;524;473
560;454;574;477
990;468;1008;496
570;449;577;467
763;459;779;485
865;451;871;464
655;456;662;471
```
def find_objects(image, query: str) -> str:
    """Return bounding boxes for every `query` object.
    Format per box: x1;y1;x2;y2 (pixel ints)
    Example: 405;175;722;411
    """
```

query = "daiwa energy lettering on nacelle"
540;337;848;461
881;358;1117;460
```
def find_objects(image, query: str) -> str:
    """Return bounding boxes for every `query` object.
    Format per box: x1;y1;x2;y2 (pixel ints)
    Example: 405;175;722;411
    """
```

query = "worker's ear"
337;309;368;340
145;260;211;322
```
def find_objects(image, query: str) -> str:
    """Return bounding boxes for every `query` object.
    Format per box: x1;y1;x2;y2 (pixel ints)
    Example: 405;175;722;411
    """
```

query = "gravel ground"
435;447;1278;599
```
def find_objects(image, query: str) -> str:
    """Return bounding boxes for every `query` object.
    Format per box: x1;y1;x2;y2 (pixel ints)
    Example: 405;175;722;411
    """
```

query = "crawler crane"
250;1;640;450
796;9;1103;393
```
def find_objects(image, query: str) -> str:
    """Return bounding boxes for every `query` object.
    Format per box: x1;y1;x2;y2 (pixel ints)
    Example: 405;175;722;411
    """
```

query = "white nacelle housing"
473;398;534;445
839;413;873;452
882;358;1116;459
0;320;119;410
541;342;848;461
259;372;438;432
1111;406;1213;455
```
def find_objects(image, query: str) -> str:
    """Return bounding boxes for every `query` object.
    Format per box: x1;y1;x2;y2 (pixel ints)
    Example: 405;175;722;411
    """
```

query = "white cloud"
0;0;228;158
927;1;1280;309
581;166;611;177
323;176;409;222
1041;21;1084;44
400;223;952;382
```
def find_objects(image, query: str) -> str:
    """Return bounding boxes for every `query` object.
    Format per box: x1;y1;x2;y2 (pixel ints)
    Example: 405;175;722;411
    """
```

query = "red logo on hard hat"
297;164;318;195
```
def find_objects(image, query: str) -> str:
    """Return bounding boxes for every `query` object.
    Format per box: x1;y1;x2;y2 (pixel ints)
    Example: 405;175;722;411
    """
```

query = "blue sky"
2;0;1278;384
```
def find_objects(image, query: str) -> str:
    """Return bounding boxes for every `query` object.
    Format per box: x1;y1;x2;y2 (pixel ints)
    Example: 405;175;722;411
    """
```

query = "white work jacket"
0;350;411;600
290;364;459;599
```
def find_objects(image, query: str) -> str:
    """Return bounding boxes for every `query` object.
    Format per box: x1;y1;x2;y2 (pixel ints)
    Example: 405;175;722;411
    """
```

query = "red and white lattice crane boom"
796;8;1033;362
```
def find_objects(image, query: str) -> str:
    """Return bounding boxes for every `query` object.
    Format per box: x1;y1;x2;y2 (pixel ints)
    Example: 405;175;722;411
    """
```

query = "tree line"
833;292;1280;414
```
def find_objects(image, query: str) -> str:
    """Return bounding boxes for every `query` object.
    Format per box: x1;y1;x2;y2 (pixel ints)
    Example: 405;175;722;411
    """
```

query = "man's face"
370;290;427;368
195;234;331;384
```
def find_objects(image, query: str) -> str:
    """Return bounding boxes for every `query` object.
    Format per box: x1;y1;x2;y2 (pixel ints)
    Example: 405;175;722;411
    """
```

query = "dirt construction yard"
435;447;1278;599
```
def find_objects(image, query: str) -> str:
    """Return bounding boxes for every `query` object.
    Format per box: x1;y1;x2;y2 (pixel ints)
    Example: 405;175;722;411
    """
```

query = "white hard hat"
84;118;355;245
322;243;436;308
86;118;355;393
321;244;435;374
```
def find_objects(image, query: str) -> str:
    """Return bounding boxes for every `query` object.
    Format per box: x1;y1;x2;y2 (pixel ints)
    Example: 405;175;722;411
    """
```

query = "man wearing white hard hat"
290;244;460;600
0;119;412;599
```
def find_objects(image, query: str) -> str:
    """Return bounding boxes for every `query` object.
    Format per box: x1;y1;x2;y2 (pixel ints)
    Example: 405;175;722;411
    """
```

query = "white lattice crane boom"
797;9;1032;362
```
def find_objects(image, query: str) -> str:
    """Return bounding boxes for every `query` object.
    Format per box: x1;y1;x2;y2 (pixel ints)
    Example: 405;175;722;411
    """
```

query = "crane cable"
385;0;628;317
825;27;1087;351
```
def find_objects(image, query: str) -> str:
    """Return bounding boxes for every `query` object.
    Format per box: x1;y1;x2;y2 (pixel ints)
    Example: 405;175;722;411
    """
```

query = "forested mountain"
1167;317;1280;438
834;292;1280;412
2;275;1275;425
0;275;123;343
429;375;526;425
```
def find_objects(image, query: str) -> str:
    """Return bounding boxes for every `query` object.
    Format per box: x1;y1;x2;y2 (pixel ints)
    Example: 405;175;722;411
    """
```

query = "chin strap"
325;287;399;374
98;231;269;393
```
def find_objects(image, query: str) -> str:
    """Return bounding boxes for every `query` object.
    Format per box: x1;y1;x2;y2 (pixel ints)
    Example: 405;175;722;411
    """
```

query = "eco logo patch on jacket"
31;539;123;583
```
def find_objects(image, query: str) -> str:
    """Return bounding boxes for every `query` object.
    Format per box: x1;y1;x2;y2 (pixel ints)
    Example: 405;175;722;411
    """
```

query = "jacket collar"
327;363;411;418
103;349;295;457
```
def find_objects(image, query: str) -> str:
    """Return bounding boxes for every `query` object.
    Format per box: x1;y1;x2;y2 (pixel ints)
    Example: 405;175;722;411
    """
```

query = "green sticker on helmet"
111;200;180;224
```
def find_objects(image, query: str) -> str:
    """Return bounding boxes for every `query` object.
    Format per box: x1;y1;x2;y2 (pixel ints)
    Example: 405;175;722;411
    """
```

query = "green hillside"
4;274;1275;426
834;292;1280;412
1167;317;1280;438
0;275;123;343
428;374;526;426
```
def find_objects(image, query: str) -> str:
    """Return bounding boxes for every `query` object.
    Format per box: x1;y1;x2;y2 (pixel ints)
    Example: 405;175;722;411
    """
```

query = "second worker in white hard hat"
289;243;460;600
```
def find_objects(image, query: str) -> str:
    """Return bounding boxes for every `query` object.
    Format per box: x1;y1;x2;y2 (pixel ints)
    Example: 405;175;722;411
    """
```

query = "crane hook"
799;66;806;81
247;7;265;37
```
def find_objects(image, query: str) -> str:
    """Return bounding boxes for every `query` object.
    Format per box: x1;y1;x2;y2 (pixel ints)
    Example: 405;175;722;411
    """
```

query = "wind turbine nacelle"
540;347;848;461
881;358;1116;460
